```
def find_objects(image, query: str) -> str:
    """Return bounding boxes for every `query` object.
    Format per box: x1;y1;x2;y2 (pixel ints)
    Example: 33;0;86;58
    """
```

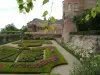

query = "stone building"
62;0;98;43
27;21;42;32
27;19;63;35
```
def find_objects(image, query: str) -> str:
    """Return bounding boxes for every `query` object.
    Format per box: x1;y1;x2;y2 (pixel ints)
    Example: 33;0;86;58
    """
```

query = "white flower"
80;58;83;61
89;50;94;53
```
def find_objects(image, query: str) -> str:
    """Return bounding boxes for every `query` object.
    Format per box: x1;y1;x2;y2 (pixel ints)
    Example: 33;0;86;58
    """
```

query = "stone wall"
56;35;100;58
66;35;100;57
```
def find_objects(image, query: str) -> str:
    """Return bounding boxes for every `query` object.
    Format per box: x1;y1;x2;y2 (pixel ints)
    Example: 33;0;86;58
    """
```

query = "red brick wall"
84;0;98;9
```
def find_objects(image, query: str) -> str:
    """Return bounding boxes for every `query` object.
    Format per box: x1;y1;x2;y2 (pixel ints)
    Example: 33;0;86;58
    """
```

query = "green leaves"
50;16;56;23
42;11;48;17
85;14;90;21
27;0;32;3
97;6;100;12
91;7;96;18
17;0;33;13
42;21;48;27
97;1;100;6
17;0;23;5
44;29;48;33
19;4;24;13
42;0;49;5
49;25;55;30
27;2;34;10
25;7;30;13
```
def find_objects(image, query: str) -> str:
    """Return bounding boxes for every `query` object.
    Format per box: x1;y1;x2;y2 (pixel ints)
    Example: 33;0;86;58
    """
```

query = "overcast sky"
0;0;63;29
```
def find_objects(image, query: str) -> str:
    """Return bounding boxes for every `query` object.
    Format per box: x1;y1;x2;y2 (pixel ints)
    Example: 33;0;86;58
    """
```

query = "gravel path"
14;53;21;63
0;41;19;47
51;40;81;75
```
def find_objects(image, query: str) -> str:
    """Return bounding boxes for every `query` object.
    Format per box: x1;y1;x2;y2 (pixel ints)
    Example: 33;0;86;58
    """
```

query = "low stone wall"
66;35;100;57
68;35;99;49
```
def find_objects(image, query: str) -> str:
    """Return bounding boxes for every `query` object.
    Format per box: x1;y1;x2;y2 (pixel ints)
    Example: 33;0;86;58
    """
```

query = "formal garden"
0;0;100;75
0;39;67;74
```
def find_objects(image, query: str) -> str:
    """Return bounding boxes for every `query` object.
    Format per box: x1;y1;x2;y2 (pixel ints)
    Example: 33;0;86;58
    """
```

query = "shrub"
69;54;100;75
73;9;100;31
18;43;42;47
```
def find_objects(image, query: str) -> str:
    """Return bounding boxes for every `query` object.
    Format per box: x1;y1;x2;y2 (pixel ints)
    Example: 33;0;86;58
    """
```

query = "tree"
84;1;100;21
1;23;18;32
73;9;100;31
21;26;27;32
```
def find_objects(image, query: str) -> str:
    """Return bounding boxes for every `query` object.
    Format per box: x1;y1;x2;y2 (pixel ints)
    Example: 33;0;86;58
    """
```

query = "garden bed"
0;47;21;62
18;50;44;62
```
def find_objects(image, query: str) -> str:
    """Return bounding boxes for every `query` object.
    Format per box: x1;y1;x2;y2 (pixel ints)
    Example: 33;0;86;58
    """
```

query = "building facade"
62;0;98;43
27;20;63;35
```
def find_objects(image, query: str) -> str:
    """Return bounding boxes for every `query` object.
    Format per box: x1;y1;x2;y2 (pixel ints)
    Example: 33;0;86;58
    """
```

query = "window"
68;3;71;10
74;3;78;11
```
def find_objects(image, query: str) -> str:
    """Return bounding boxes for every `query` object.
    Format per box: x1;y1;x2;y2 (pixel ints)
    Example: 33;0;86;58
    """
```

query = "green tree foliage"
42;11;48;17
85;1;100;21
73;9;100;31
21;26;27;32
16;0;49;14
1;23;18;32
73;1;100;31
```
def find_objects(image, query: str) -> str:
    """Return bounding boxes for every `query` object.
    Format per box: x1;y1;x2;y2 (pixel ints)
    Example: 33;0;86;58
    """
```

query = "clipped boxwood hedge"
18;43;42;47
0;47;21;62
17;47;30;50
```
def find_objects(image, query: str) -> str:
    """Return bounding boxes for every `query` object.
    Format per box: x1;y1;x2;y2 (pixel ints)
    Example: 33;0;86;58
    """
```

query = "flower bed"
11;49;58;68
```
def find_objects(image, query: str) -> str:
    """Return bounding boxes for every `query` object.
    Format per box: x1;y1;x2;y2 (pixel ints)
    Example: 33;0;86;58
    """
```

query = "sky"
0;0;63;29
